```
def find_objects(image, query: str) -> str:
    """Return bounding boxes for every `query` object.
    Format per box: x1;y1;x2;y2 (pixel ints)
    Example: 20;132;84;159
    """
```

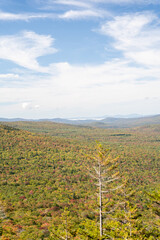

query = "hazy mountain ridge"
93;114;160;128
1;114;160;128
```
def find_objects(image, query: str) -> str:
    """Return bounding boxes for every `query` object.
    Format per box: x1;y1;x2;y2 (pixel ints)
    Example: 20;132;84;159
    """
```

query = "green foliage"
77;219;100;239
146;189;160;237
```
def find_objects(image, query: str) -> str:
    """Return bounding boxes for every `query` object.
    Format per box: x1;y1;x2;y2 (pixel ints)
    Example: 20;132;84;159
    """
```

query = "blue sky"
1;0;160;119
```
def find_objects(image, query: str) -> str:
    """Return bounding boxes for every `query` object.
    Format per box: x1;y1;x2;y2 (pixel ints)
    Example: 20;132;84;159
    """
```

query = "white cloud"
93;0;160;3
0;73;19;79
100;13;160;67
22;102;30;109
50;0;91;8
35;0;160;21
34;104;40;109
0;8;107;22
1;0;157;23
42;0;160;7
0;31;57;72
49;60;160;92
22;102;40;110
59;9;106;19
41;0;109;19
0;11;55;21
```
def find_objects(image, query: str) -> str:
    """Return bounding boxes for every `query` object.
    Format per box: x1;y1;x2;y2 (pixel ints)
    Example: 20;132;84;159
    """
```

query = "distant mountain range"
1;114;160;128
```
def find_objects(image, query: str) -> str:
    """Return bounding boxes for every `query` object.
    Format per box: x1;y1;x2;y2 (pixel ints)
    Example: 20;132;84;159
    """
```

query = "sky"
1;0;160;119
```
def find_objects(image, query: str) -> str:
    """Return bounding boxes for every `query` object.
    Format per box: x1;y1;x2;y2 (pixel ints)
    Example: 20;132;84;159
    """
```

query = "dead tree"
88;143;122;239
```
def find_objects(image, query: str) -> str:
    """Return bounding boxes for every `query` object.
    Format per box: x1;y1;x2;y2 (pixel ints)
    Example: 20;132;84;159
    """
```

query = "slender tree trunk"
99;161;103;238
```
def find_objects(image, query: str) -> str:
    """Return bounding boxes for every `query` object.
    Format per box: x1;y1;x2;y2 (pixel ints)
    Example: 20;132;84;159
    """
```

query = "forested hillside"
0;122;159;239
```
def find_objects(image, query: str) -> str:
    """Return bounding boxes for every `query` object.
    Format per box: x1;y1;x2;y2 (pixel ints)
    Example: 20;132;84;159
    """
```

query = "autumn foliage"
0;122;159;239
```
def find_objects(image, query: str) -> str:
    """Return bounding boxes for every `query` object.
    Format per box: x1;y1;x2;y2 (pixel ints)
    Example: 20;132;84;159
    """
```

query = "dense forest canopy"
0;122;159;239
